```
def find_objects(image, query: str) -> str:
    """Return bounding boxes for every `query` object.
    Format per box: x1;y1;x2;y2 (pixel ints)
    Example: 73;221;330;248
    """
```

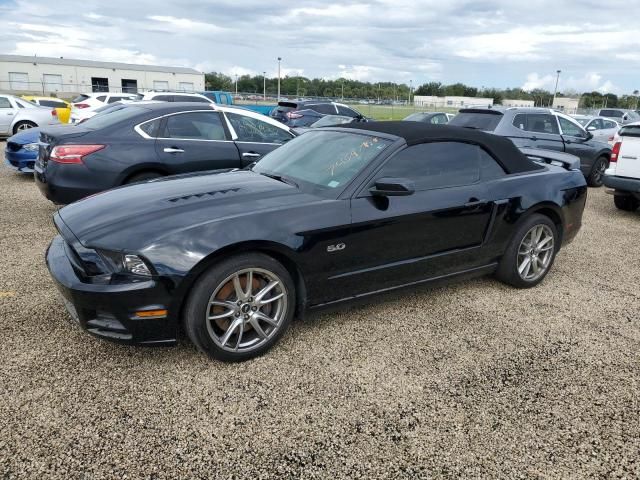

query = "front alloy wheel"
207;268;288;353
184;253;295;361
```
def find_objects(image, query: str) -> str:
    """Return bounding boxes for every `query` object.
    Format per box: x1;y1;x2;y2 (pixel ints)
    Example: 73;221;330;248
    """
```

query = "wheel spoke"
255;280;279;303
531;257;540;274
220;319;242;347
518;257;531;275
232;274;244;300
537;236;552;248
255;311;278;327
259;291;284;305
245;270;253;297
249;316;268;338
539;244;554;252
235;323;244;351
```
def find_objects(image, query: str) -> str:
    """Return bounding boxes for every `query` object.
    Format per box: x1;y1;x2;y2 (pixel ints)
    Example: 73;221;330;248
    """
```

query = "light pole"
634;89;639;110
552;69;561;108
234;74;238;96
277;57;282;101
263;72;266;101
341;80;344;101
409;79;413;105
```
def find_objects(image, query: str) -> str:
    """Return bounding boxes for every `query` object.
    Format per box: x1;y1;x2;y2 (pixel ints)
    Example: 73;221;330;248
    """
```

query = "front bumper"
4;149;36;173
46;235;178;345
603;174;640;193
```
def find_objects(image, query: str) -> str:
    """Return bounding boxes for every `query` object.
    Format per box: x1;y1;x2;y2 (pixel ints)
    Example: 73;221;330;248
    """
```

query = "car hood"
7;127;41;145
56;170;318;251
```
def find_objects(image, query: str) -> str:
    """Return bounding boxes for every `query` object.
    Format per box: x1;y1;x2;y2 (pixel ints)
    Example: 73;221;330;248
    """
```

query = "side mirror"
369;177;415;197
587;125;596;131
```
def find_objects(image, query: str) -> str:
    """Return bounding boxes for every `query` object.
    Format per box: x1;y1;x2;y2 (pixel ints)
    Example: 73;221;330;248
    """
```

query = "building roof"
339;121;543;174
0;54;202;75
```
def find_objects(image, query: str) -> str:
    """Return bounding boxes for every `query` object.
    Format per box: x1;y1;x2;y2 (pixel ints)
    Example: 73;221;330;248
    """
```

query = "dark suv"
271;100;365;127
449;107;612;186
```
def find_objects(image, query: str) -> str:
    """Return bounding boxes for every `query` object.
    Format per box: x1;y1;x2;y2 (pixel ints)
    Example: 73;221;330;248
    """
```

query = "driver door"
335;141;497;296
556;115;595;170
223;111;294;166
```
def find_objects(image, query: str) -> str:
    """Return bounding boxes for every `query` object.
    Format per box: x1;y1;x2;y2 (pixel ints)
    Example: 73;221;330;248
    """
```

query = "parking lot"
0;140;638;478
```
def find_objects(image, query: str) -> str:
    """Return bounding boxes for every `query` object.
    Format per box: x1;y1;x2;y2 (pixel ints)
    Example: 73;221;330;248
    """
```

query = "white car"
572;115;620;145
603;121;640;211
0;93;61;136
135;91;213;103
69;92;138;123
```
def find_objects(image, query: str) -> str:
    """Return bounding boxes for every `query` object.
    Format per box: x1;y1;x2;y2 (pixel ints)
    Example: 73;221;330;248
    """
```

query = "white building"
414;95;494;108
502;99;535;108
552;97;580;114
0;54;204;97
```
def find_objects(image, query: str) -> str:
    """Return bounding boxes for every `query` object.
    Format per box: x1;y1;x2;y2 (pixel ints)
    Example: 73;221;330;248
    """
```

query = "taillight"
51;109;57;117
611;141;621;162
74;103;90;109
50;145;105;164
286;111;303;119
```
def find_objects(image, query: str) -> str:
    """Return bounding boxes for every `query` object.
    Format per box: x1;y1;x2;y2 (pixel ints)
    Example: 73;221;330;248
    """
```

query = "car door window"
96;95;107;102
309;104;337;115
225;112;292;144
430;114;448;125
336;105;359;117
137;118;162;138
602;120;617;129
162;112;227;140
557;116;586;138
587;119;603;130
107;96;126;104
377;142;486;190
0;97;12;109
154;95;173;102
512;114;559;134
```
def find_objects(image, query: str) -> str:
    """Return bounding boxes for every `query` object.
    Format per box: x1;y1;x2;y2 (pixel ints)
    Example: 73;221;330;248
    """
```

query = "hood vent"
168;188;240;203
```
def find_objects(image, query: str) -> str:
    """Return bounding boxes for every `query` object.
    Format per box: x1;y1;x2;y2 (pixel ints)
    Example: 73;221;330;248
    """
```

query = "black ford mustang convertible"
46;122;587;361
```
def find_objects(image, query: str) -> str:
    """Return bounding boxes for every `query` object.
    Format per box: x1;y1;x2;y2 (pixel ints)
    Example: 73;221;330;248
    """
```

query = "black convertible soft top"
339;121;544;174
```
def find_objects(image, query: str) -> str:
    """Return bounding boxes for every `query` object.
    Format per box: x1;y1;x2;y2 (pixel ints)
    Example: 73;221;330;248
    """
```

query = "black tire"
496;214;558;289
613;193;639;211
124;171;163;184
184;253;295;362
587;156;608;187
13;121;37;134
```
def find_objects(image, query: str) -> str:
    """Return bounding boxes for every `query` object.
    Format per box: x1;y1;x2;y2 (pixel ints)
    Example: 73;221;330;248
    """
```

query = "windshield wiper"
259;172;299;188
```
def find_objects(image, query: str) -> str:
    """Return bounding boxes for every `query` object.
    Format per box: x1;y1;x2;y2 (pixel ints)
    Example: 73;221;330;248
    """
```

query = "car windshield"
80;105;147;129
448;112;502;131
310;115;353;127
253;130;392;196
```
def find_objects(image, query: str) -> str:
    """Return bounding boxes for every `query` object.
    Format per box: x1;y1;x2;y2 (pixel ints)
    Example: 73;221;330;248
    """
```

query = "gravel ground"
1;142;639;479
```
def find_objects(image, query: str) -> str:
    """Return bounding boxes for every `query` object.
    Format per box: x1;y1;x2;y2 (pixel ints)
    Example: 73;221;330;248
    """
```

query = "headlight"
123;254;152;276
23;143;39;152
97;250;153;276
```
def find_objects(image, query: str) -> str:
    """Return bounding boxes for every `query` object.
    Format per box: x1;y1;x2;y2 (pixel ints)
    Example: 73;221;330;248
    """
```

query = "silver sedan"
572;115;619;145
0;94;61;136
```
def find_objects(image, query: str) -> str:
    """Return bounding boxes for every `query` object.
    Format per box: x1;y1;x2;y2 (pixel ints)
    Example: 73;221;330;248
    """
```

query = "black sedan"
34;103;295;204
46;122;587;361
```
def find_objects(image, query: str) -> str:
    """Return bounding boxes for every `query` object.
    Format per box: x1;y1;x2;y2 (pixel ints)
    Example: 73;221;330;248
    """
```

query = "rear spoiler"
519;148;581;171
277;101;298;108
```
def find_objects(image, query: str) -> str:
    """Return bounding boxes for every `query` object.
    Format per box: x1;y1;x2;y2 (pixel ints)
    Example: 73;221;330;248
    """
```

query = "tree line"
205;72;640;109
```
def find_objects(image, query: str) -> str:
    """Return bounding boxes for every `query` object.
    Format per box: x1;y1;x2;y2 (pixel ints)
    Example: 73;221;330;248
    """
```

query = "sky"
0;0;638;94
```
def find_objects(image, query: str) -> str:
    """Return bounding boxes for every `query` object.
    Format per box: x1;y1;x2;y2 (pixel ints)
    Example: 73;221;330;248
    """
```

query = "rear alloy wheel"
587;156;608;187
13;121;37;134
184;253;295;361
613;193;639;212
496;214;558;288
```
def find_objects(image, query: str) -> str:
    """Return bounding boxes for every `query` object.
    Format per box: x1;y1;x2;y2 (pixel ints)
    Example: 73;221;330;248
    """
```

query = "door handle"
163;147;184;153
465;198;487;208
242;152;261;158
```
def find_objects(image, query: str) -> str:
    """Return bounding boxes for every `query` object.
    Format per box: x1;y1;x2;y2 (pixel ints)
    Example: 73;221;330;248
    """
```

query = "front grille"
6;142;22;152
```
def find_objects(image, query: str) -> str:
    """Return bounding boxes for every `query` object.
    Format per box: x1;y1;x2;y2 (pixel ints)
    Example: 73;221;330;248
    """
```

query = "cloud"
522;72;622;94
0;0;639;93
